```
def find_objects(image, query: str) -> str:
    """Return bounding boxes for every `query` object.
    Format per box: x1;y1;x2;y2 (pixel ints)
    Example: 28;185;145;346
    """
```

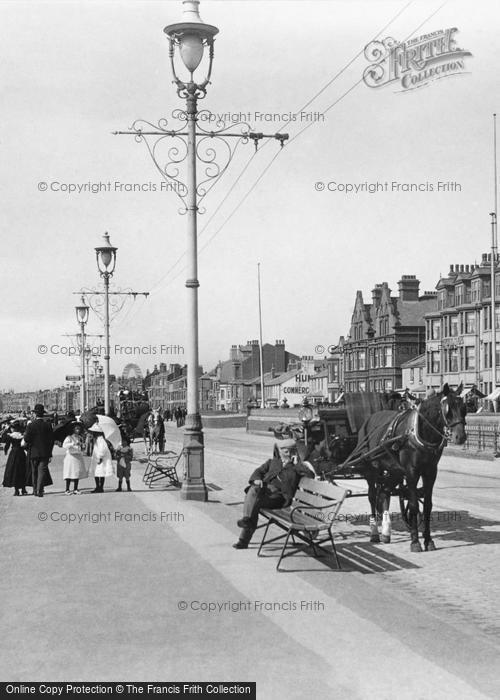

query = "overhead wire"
147;0;418;290
121;0;445;326
148;0;428;291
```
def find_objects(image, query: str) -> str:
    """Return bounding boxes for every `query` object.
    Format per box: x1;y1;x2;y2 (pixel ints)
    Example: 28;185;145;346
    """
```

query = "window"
358;350;366;370
438;290;446;310
431;351;440;374
449;349;458;372
465;311;475;334
384;346;393;367
358;381;366;392
369;348;375;369
431;319;441;340
450;315;458;337
484;306;491;330
418;368;423;383
329;362;339;382
455;285;464;306
465;346;475;370
409;368;414;383
484;279;491;298
384;379;393;391
484;341;491;369
471;279;481;302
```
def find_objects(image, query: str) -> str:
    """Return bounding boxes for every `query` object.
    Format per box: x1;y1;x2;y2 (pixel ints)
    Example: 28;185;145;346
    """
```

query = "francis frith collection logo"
363;28;472;91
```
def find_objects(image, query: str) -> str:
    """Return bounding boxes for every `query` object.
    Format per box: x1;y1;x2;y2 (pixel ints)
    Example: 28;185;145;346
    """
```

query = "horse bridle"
440;396;466;436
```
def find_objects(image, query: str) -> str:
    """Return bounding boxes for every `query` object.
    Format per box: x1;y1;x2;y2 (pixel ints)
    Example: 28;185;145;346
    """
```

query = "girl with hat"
62;423;88;494
89;426;114;493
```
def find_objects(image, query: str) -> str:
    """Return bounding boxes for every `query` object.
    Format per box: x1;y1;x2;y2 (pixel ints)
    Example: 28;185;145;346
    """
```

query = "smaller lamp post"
75;296;89;415
95;232;117;415
92;358;99;408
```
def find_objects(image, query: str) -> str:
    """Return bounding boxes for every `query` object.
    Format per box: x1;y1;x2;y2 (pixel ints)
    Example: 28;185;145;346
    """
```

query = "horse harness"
381;399;463;454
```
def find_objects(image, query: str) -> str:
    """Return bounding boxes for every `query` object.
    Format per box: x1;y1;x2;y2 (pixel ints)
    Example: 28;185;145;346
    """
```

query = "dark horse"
355;384;466;552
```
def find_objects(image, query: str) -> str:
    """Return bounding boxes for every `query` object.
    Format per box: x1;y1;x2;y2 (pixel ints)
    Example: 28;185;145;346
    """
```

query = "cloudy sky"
1;0;496;392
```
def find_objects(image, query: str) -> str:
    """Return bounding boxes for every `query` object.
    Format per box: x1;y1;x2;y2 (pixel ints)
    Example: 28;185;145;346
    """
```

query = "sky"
1;0;497;392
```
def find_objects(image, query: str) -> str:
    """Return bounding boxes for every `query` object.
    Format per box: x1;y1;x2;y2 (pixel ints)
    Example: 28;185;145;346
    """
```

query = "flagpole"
491;113;498;409
258;263;265;409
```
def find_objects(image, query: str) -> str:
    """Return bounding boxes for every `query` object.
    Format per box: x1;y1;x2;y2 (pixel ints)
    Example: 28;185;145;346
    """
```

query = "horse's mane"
418;393;447;445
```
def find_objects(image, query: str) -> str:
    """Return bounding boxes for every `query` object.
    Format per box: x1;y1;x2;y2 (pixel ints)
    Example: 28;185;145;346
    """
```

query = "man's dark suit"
23;418;54;496
237;457;313;545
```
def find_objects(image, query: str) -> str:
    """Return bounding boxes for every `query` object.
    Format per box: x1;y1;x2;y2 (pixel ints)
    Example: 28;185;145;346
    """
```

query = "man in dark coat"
23;404;54;497
233;438;315;549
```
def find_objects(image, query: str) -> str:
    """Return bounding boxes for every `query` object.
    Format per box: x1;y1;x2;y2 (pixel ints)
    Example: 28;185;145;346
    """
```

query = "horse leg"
407;477;422;552
379;490;392;544
422;468;437;551
367;477;380;543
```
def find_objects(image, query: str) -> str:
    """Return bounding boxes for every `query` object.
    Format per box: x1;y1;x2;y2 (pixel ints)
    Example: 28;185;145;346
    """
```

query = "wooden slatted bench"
143;451;182;489
257;477;350;571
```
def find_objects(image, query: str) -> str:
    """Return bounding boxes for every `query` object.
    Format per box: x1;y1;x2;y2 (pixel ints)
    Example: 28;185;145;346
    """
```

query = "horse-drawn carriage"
271;385;467;552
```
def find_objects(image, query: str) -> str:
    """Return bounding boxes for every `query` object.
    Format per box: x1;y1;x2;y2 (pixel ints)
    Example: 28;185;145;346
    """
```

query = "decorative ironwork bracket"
113;110;288;213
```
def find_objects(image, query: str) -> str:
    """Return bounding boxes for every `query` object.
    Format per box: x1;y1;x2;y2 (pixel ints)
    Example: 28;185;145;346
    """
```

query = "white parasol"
89;415;122;450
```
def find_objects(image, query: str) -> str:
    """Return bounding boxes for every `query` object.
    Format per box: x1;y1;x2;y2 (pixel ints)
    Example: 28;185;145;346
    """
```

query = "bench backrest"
292;477;347;528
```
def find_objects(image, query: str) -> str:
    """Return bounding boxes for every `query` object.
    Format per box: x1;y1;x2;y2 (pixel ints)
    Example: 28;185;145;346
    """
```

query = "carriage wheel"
399;487;424;531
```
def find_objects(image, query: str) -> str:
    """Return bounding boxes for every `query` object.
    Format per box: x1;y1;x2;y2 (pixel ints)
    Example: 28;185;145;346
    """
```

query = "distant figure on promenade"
23;404;54;498
115;431;134;492
3;421;29;496
233;438;315;550
89;427;114;493
174;407;182;427
62;423;88;495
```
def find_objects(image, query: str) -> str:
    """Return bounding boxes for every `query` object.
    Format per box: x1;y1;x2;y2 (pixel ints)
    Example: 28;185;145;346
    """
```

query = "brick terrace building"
344;276;437;392
425;254;499;395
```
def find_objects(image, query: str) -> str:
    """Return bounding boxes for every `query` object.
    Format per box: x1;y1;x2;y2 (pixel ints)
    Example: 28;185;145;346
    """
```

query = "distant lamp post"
75;296;89;415
95;232;117;416
92;359;100;407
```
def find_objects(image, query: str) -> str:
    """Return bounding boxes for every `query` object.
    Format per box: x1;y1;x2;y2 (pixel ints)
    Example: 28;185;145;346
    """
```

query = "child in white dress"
62;423;88;494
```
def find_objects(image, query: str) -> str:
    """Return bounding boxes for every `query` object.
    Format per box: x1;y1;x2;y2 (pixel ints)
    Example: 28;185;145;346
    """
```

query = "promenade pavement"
1;424;500;699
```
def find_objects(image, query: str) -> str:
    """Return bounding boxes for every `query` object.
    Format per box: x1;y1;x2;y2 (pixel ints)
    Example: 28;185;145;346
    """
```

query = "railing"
459;423;499;455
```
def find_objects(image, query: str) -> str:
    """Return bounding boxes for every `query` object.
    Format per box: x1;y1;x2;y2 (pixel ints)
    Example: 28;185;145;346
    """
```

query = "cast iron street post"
115;0;288;500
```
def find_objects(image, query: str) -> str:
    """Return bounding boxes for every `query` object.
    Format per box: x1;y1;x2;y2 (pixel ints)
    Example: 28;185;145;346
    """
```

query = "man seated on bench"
233;438;316;550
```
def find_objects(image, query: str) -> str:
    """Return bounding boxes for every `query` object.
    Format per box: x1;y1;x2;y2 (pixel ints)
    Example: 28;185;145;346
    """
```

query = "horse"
146;410;165;454
354;383;466;552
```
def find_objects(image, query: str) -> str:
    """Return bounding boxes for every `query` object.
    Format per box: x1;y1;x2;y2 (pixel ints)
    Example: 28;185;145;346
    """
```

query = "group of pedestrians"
2;404;134;497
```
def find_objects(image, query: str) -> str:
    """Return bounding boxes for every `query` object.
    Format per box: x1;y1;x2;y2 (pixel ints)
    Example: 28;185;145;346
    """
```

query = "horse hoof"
410;542;423;553
425;541;436;552
370;535;380;543
380;535;391;544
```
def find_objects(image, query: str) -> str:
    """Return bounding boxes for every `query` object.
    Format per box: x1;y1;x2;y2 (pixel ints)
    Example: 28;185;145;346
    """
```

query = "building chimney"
372;283;383;306
230;345;238;361
398;275;420;301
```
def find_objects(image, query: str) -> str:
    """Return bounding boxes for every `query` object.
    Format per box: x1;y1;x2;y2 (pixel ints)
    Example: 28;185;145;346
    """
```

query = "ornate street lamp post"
95;232;117;415
75;296;89;415
160;1;219;500
115;0;287;499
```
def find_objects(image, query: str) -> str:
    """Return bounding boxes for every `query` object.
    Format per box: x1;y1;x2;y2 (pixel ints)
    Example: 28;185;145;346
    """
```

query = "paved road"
0;425;499;699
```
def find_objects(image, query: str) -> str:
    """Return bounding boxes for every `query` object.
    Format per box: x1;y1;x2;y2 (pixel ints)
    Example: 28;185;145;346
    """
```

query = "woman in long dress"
89;429;114;493
2;422;29;496
62;423;88;494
